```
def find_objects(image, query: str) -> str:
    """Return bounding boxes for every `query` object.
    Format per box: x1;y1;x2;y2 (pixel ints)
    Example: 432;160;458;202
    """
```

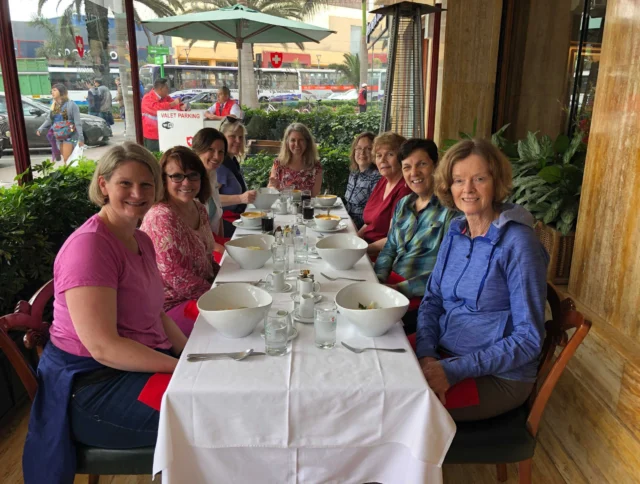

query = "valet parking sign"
157;110;205;151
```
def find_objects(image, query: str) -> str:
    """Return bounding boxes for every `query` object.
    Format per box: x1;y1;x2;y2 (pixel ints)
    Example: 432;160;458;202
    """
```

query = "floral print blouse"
141;201;217;311
271;158;323;192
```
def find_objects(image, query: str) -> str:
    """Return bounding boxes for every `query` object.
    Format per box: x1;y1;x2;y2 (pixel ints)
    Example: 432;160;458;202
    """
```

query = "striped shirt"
344;166;381;229
375;194;456;298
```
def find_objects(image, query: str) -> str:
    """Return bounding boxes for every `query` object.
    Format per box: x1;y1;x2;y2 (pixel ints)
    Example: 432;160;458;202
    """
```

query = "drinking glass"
302;199;314;221
265;309;291;356
271;243;290;273
261;209;274;234
314;302;337;349
293;235;308;263
301;190;312;203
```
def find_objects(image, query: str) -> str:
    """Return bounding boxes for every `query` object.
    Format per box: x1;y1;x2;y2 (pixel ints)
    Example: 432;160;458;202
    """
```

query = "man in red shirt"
141;78;182;152
204;86;243;120
358;83;368;113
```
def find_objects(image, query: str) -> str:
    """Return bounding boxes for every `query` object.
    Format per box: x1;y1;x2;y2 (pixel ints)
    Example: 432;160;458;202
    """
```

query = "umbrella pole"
237;46;242;106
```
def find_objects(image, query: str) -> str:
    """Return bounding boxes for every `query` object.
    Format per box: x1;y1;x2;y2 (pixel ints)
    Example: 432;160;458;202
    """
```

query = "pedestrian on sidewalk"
358;83;368;113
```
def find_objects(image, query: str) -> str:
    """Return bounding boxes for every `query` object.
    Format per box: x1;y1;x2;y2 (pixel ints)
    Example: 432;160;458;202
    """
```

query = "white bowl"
240;211;265;227
314;214;341;230
315;234;367;270
225;234;275;269
197;283;272;338
335;283;409;337
291;189;302;200
254;187;280;210
316;194;338;207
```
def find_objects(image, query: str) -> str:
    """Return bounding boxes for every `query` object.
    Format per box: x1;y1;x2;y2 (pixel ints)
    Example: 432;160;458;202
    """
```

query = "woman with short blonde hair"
24;142;187;481
267;122;323;196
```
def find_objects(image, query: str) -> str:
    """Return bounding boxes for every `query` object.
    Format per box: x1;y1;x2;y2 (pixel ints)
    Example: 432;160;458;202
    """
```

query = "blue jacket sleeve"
69;102;83;139
415;232;452;360
439;230;548;385
374;201;402;283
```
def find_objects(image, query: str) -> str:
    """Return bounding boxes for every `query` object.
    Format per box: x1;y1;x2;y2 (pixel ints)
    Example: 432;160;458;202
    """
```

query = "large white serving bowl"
315;234;367;270
225;234;275;269
335;283;410;337
197;283;272;338
253;187;280;210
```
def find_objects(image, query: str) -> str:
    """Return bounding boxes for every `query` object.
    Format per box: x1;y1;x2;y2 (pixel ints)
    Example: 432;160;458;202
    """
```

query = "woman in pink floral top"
141;147;218;337
268;123;323;196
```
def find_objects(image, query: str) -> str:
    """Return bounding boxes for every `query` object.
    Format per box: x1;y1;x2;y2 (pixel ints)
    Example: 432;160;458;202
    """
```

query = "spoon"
187;349;259;361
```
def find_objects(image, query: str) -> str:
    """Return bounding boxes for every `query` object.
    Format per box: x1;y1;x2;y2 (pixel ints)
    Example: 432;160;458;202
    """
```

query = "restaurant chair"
443;283;591;484
0;280;155;484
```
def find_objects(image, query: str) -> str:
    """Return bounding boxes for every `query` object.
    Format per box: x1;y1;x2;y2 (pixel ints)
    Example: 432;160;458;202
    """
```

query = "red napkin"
222;210;240;223
137;373;172;411
386;271;421;311
213;234;231;246
184;299;199;320
409;335;481;410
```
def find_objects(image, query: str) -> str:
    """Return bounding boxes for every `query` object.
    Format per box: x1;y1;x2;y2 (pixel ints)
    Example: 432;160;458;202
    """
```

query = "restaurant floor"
1;403;567;484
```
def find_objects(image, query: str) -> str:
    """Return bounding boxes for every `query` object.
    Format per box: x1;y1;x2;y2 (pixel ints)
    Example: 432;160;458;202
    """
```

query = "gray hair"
220;118;247;158
88;142;163;206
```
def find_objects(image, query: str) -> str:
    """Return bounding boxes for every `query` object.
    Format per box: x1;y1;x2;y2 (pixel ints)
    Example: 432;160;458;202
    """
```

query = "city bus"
47;66;119;105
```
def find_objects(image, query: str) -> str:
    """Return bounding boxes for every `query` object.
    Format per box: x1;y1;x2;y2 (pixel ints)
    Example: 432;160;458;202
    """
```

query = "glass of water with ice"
314;302;337;349
265;309;291;356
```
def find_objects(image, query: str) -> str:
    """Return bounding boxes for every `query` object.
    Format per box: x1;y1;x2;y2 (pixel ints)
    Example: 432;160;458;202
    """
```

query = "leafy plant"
508;130;586;235
328;53;361;87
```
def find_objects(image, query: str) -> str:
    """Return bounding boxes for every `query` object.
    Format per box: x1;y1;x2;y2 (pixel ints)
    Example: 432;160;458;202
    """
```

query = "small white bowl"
291;189;302;200
240;211;265;227
315;234;367;270
225;234;275;269
316;194;338;207
254;187;280;210
314;214;341;230
335;283;409;337
197;283;272;338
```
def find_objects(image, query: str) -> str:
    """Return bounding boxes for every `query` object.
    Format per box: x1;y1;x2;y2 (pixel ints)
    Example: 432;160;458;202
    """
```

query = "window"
350;25;361;55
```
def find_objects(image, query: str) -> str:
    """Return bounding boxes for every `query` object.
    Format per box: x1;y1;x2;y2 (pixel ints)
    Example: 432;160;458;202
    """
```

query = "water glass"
302;199;314;221
293;235;308;263
271;243;290;273
261;210;274;233
314;302;337;349
265;309;291;356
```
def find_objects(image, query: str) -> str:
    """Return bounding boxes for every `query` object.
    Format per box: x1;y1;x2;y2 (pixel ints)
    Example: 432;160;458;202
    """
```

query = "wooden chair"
0;280;155;484
443;283;592;483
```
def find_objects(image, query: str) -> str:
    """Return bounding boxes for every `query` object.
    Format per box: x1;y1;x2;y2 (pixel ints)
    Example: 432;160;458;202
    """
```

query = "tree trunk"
114;8;135;140
359;0;369;92
241;43;259;109
85;0;111;85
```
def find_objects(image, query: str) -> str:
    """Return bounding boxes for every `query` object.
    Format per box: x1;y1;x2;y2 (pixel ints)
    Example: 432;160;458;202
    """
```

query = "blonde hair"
88;142;164;206
220;118;247;159
349;132;376;171
372;131;406;158
434;138;513;209
278;123;319;169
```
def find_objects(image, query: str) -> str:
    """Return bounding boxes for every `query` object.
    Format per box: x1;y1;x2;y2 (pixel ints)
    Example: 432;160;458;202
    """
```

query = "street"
0;122;127;188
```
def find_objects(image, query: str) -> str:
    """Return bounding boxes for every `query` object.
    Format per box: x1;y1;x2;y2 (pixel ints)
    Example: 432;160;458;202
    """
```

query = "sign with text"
270;52;283;68
148;45;170;56
158;110;205;152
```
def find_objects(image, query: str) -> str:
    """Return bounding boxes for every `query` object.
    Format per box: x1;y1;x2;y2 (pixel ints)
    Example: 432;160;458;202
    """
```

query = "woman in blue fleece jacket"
416;138;549;421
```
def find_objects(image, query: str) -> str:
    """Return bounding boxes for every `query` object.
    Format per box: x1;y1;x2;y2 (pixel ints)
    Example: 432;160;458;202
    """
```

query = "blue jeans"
69;370;160;448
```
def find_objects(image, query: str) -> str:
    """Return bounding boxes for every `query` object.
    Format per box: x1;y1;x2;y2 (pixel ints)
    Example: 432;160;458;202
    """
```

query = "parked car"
186;90;218;106
0;113;8;158
0;94;112;154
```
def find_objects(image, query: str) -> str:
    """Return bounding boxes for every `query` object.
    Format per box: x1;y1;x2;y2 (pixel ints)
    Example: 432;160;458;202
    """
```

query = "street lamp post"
316;54;321;69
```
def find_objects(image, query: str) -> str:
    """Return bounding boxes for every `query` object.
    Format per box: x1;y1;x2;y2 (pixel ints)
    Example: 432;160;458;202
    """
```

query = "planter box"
247;140;280;156
534;222;575;285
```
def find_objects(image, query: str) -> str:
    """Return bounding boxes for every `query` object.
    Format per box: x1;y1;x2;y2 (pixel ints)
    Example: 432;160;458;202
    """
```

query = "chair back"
0;280;54;401
526;282;591;436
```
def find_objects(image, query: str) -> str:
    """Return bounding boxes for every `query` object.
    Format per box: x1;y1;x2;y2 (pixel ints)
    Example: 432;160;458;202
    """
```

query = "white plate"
313;200;343;209
290;292;323;304
306;220;348;233
232;219;263;231
292;308;314;324
261;325;299;340
257;282;293;293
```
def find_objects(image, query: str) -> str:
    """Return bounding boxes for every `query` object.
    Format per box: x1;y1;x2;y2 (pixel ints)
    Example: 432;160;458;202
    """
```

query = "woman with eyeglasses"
140;147;218;337
344;132;381;229
217;117;257;237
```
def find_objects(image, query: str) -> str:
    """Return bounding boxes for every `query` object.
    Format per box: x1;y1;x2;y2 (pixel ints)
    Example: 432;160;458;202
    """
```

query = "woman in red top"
267;123;323;196
357;132;411;257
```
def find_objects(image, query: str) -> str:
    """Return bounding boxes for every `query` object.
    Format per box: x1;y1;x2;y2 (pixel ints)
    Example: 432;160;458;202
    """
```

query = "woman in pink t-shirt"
24;143;188;474
141;147;218;337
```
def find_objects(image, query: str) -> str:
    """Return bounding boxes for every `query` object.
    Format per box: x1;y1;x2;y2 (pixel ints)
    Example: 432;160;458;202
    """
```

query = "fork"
320;272;365;282
187;349;264;361
341;342;406;354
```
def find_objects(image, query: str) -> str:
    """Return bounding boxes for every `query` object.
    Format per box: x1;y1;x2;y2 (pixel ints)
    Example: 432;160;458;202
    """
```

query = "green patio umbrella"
143;4;335;104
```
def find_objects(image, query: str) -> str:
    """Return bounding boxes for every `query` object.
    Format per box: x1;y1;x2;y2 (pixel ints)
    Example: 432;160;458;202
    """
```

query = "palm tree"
328;53;360;88
184;0;330;108
30;13;81;68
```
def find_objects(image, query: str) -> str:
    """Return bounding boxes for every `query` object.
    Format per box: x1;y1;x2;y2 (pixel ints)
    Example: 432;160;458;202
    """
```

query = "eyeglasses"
167;173;201;183
224;116;240;124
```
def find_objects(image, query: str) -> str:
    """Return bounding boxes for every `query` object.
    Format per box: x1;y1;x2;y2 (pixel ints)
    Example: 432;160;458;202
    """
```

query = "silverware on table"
187;349;266;362
341;342;407;354
320;272;365;282
215;280;263;286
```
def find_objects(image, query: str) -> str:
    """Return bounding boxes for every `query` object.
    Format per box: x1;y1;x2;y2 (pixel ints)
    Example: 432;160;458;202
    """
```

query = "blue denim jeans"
69;370;160;448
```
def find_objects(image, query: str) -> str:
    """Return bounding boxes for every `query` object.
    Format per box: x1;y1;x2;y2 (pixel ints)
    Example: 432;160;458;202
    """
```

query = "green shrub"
78;105;121;118
0;160;98;316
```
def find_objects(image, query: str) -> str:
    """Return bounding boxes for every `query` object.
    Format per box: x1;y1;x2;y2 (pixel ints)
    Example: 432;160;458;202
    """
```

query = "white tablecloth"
153;203;456;483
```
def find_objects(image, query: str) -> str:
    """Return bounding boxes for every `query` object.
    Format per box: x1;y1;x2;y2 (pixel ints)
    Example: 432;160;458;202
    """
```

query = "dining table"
152;199;456;483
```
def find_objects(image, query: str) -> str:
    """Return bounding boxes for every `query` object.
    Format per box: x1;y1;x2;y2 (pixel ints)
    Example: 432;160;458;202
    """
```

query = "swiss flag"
186;136;193;147
75;36;85;58
270;52;283;68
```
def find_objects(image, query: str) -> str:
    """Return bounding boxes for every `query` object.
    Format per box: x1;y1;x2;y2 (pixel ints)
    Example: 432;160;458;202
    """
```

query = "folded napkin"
386;271;422;311
138;373;172;411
